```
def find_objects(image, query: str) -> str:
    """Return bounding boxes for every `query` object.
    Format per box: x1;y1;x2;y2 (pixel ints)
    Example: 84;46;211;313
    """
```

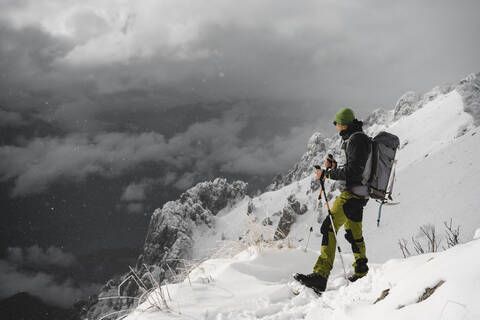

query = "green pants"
313;191;369;277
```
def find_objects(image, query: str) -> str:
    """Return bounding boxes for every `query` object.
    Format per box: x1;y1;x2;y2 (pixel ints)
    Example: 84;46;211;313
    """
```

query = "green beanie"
334;108;355;125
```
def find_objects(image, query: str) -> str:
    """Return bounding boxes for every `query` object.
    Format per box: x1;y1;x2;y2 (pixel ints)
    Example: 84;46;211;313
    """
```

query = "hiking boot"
293;272;328;294
348;273;366;282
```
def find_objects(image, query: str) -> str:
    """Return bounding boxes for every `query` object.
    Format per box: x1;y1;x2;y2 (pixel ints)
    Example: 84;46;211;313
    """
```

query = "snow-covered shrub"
398;219;462;258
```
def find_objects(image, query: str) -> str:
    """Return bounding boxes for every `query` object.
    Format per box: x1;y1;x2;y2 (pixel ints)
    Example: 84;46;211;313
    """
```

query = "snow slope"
362;90;479;261
190;89;480;264
120;76;480;320
125;238;480;320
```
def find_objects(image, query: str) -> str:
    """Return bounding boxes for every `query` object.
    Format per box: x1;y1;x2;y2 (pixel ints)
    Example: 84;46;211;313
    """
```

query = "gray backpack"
349;131;400;201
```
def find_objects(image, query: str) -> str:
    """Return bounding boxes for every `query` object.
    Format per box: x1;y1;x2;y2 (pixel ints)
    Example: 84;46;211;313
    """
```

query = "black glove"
326;154;337;169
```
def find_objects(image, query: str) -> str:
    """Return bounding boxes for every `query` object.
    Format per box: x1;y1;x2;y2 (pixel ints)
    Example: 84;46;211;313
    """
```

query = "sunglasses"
333;121;337;126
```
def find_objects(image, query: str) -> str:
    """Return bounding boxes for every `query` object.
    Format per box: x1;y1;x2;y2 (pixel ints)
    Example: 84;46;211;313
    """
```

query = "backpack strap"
346;131;373;188
346;131;370;152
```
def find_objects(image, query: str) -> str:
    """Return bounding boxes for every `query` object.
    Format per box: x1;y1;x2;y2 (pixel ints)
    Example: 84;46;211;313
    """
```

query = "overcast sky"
1;0;479;196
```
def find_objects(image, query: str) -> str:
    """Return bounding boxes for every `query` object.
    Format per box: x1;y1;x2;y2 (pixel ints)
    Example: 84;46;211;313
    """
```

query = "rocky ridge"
81;72;480;319
81;178;247;320
266;72;480;192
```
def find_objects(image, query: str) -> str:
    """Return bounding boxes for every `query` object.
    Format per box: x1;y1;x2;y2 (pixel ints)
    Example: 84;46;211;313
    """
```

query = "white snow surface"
126;240;480;320
125;88;480;319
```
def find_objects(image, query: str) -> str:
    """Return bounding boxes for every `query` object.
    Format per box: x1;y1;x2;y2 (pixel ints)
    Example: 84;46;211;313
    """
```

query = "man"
294;107;371;294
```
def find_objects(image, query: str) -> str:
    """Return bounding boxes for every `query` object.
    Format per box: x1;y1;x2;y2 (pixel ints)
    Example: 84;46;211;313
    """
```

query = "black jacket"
327;119;370;189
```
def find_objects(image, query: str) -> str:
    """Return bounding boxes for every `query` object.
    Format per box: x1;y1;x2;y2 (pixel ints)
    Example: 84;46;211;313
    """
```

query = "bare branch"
444;218;460;248
411;236;425;254
398;238;411;258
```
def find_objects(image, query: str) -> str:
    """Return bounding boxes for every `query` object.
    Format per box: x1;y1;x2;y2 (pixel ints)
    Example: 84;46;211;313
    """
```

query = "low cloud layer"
0;109;24;127
0;261;98;308
0;105;320;196
0;246;98;308
6;245;76;268
121;182;147;202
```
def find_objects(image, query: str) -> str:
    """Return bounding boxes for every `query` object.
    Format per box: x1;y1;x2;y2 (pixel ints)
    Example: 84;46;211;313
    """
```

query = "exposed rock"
374;288;390;304
81;72;480;320
267;73;479;195
247;199;255;215
393;84;454;121
309;177;322;193
274;194;307;240
420;84;454;105
262;217;273;226
417;280;445;303
393;91;421;120
364;108;391;128
81;178;247;320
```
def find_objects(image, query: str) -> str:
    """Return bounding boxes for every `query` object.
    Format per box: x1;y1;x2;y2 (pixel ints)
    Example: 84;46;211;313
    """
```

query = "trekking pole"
304;188;322;252
304;154;336;252
315;165;349;284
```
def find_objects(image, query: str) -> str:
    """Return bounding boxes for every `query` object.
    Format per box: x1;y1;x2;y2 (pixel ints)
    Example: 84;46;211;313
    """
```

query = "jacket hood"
339;119;364;140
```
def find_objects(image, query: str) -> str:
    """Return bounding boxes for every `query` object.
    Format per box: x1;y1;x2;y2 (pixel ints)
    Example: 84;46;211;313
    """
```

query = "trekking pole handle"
313;165;327;180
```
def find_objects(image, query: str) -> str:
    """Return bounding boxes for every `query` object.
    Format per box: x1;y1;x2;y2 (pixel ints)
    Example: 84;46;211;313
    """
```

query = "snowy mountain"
81;178;248;319
87;72;480;320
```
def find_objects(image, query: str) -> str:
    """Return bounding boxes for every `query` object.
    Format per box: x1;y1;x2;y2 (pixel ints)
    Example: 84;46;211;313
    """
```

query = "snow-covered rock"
393;84;454;121
89;72;480;320
393;91;421;120
81;178;247;319
474;228;480;240
456;72;480;125
364;108;391;127
268;73;480;194
266;132;329;191
274;194;308;240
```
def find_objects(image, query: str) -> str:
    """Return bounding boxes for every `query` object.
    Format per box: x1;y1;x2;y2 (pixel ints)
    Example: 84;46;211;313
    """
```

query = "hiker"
294;107;371;294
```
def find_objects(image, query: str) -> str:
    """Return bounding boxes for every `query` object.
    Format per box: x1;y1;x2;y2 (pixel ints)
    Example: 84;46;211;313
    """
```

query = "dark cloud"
0;1;477;196
0;104;320;196
0;245;98;307
0;260;98;308
0;131;169;196
1;0;478;145
0;1;477;126
0;109;24;127
6;245;76;268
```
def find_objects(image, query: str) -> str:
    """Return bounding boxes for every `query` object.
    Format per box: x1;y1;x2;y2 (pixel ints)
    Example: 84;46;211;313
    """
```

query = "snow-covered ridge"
267;72;480;191
88;72;480;319
81;178;248;319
